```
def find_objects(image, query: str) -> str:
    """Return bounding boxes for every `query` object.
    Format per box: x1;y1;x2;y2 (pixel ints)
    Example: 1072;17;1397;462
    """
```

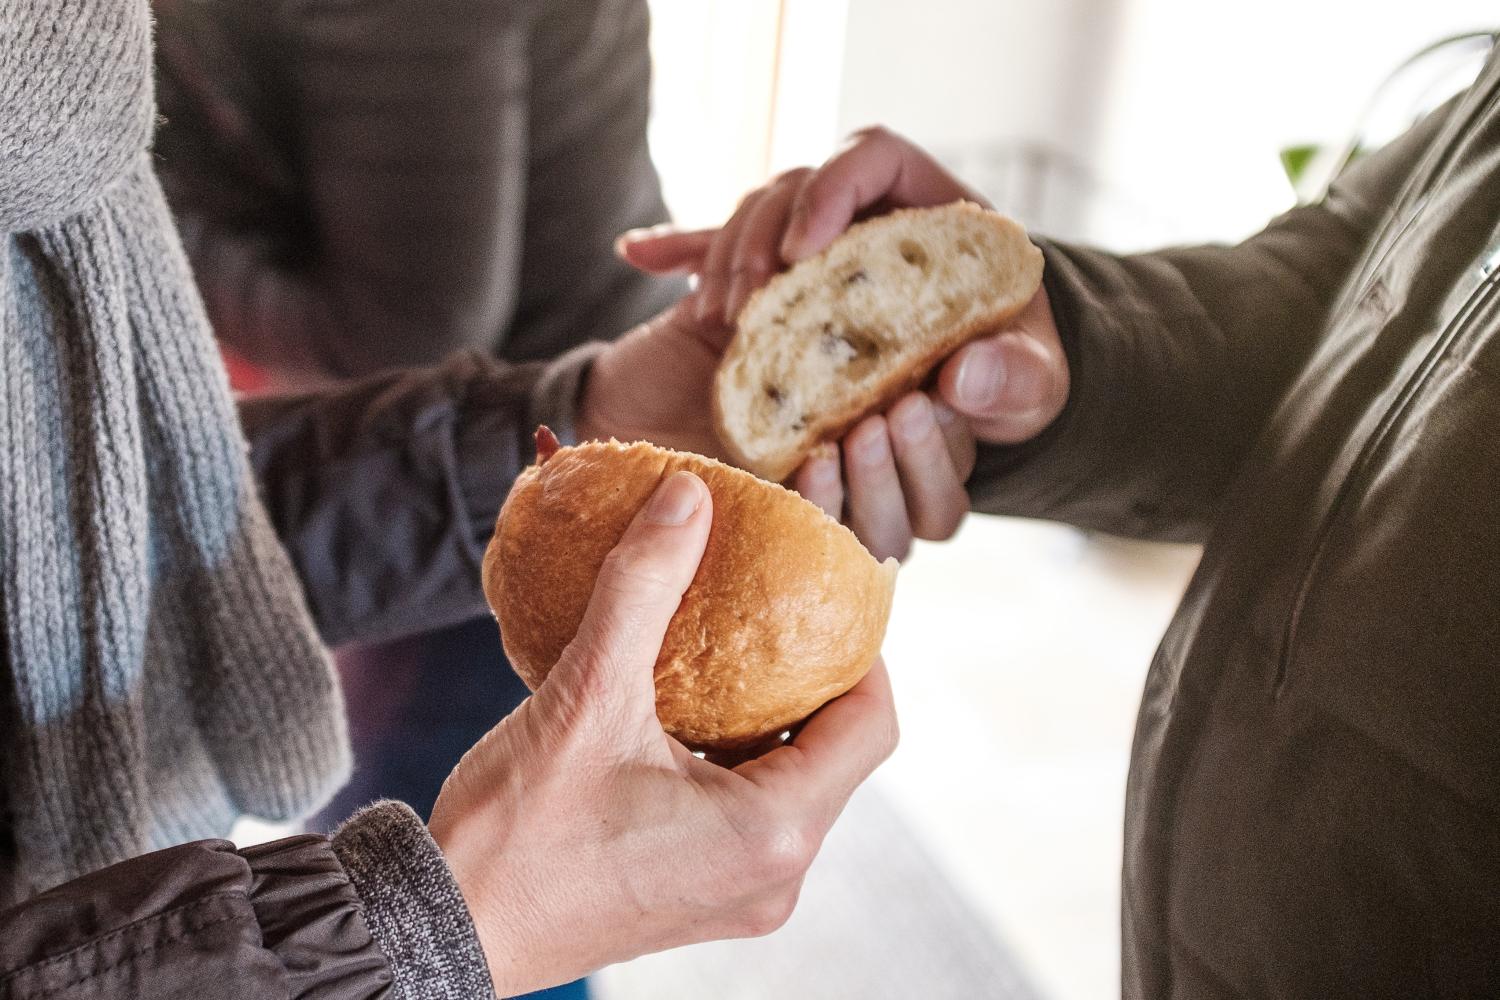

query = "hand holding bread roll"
484;428;897;750
439;462;898;994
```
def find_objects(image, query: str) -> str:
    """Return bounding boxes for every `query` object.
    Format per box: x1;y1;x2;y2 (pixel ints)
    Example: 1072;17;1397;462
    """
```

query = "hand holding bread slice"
713;202;1044;482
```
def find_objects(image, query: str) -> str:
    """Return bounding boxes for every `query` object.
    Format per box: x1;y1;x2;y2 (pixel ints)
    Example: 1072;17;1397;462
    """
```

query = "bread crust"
483;438;897;750
714;202;1043;482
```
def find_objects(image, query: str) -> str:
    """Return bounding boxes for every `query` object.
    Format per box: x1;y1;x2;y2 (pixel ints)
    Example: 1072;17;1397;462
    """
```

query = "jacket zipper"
1273;264;1500;695
1328;62;1500;320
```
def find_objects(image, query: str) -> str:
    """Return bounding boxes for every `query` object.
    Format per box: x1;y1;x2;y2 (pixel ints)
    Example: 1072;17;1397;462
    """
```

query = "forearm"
968;208;1370;542
239;346;601;646
968;97;1453;540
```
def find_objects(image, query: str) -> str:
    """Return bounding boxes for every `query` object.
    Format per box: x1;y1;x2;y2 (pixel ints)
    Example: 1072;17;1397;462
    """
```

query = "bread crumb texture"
716;202;1043;481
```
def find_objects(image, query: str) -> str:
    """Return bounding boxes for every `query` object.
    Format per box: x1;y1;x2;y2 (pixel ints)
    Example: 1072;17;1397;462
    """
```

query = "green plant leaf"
1279;144;1320;187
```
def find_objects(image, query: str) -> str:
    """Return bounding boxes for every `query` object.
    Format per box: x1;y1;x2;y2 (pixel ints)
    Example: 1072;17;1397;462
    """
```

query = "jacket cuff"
527;339;609;447
332;801;496;1000
457;341;605;558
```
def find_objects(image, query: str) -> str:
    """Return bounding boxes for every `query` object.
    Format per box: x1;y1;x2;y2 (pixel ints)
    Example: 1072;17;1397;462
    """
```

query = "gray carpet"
595;780;1043;1000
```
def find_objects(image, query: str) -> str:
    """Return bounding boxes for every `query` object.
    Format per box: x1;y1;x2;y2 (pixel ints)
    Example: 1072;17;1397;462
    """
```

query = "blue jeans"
313;616;588;1000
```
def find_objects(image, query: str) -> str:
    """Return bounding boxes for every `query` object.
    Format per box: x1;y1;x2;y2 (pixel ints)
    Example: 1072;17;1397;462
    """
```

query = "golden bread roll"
483;430;897;750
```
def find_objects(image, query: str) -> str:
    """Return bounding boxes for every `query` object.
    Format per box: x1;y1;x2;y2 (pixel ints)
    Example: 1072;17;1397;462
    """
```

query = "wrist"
429;810;524;997
574;351;614;444
574;367;604;443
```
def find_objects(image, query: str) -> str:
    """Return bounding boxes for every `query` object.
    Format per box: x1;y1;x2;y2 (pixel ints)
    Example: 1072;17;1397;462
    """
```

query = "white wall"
837;0;1124;160
647;2;783;227
837;1;1497;248
1094;0;1496;246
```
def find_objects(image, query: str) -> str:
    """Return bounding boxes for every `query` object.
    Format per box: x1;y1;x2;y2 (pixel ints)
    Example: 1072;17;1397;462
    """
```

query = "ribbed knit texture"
333;802;498;1000
0;0;349;903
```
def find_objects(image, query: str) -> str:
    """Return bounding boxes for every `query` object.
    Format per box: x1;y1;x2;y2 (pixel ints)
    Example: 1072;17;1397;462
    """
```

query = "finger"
616;227;717;275
936;329;1069;444
740;658;898;822
842;416;914;562
782;126;988;262
726;168;811;323
697;189;766;324
931;400;977;482
792;443;844;518
553;471;712;705
885;393;970;541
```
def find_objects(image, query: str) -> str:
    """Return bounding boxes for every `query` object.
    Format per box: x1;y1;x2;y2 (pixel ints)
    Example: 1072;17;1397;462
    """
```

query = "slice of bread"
713;202;1044;482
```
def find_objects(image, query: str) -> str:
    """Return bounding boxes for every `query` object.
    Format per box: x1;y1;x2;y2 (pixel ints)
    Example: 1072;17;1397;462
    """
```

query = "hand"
428;471;898;996
577;301;730;458
620;127;1069;562
619;125;988;326
794;290;1067;561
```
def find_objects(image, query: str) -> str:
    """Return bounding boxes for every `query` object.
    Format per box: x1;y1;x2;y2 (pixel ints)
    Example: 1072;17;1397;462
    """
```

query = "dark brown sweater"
151;0;678;379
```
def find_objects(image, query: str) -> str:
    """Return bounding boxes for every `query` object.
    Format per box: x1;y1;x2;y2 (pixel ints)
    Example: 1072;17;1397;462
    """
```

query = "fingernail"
994;334;1049;410
889;396;931;442
646;471;703;524
618;224;666;245
852;425;890;465
954;341;1005;411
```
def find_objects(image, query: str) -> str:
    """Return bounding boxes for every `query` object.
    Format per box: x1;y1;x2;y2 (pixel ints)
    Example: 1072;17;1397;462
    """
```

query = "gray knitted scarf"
0;1;349;902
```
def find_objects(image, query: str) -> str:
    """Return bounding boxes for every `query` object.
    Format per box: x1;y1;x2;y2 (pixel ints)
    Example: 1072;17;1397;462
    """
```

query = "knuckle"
732;187;765;216
740;890;800;938
521;685;598;756
745;817;816;884
538;652;605;711
849;123;894;145
598;546;680;600
770;165;813;188
914;503;966;542
875;705;901;761
558;654;615;717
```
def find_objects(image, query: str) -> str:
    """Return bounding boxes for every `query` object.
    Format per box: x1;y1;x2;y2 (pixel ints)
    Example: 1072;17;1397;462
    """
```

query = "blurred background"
604;3;1496;998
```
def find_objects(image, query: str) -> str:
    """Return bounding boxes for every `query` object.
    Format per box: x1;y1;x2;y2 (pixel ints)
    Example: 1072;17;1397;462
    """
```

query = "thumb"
936;333;1070;444
549;470;713;711
935;292;1069;444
